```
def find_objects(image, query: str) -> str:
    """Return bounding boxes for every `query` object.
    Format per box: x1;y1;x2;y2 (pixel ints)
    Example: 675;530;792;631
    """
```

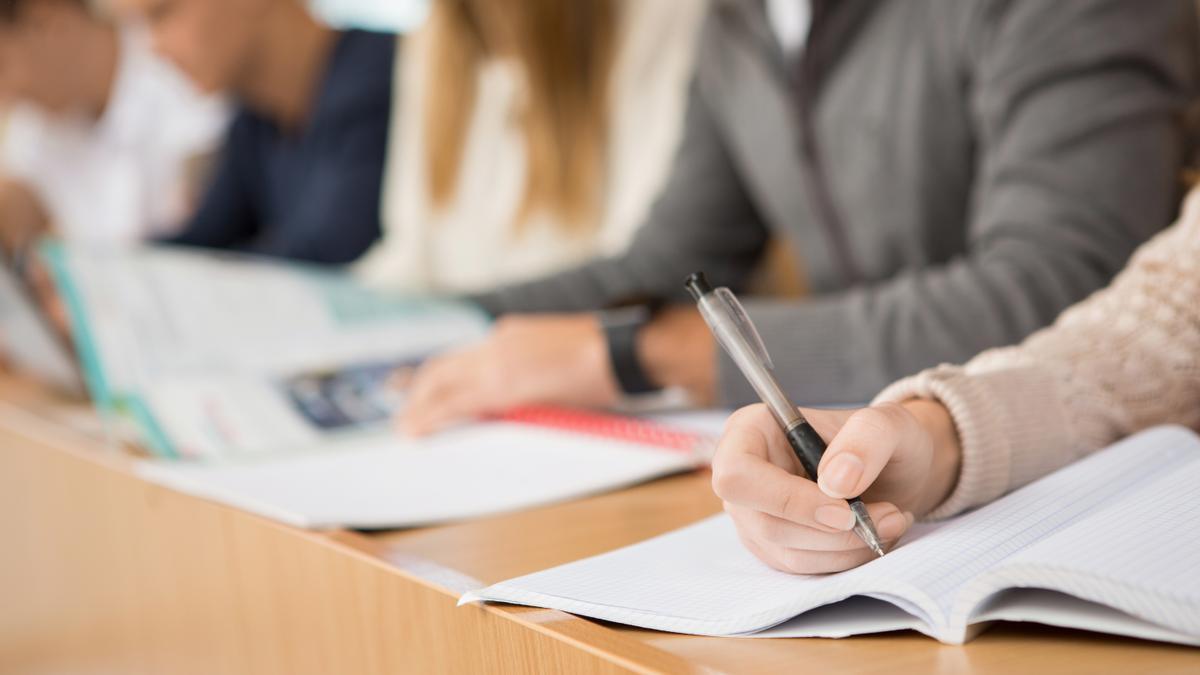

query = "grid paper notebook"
462;426;1200;646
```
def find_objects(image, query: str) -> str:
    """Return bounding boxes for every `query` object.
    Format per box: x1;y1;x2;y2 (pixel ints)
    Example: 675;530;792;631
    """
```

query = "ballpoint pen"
685;272;886;557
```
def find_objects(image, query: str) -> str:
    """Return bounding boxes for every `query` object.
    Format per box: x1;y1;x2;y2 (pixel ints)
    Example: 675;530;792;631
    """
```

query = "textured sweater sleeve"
875;190;1200;520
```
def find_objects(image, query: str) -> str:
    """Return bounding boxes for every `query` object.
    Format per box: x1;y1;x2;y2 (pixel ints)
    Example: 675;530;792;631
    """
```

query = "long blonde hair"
424;0;617;233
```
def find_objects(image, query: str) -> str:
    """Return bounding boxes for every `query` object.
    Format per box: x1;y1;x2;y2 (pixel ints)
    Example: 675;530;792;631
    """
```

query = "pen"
684;272;886;557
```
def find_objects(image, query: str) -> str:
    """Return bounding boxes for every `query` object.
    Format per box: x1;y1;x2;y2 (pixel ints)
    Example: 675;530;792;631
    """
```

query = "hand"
637;306;716;406
399;314;620;435
0;178;50;259
25;257;71;340
711;401;962;574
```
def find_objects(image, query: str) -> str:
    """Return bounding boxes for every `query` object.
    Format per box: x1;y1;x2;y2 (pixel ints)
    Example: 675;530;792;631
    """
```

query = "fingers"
815;404;911;500
713;421;848;525
726;501;910;551
730;501;914;574
714;403;922;575
400;353;487;436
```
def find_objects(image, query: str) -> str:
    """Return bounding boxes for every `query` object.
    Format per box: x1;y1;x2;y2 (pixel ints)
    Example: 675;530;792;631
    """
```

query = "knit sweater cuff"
873;365;1069;520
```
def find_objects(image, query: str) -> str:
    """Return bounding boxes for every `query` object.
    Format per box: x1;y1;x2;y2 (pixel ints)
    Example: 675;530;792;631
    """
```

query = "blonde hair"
424;0;617;233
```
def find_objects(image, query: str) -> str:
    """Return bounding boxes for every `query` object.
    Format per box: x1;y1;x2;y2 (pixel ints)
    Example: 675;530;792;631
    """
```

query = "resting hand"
711;401;961;574
399;314;620;435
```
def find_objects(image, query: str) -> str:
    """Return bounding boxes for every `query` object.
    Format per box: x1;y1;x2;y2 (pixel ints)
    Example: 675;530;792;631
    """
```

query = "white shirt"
0;23;230;246
766;0;812;58
355;0;708;295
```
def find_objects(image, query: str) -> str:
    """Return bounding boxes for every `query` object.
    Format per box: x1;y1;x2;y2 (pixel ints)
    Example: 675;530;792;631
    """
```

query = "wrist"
901;399;962;517
598;307;661;396
637;307;717;405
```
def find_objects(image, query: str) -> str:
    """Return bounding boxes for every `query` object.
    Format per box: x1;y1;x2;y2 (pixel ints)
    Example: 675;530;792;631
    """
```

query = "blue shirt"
169;30;394;264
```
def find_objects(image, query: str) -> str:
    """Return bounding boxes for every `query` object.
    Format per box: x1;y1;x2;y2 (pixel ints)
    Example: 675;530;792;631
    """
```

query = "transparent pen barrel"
697;297;800;429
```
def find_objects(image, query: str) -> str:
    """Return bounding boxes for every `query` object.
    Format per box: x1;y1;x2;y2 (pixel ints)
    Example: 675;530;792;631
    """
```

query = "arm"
876;197;1200;518
709;197;1200;572
0;178;50;258
473;71;769;313
715;0;1198;407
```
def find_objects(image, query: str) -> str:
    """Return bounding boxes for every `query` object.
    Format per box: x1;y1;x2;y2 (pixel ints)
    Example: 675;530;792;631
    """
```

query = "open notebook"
463;426;1200;646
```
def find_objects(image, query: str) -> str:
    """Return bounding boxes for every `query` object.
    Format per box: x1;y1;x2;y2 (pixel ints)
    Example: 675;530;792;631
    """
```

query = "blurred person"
707;182;1200;574
0;0;228;255
115;0;393;264
398;0;1199;436
354;0;707;295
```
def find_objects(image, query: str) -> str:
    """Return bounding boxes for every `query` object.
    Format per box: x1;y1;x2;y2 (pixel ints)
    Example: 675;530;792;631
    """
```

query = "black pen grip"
784;421;826;480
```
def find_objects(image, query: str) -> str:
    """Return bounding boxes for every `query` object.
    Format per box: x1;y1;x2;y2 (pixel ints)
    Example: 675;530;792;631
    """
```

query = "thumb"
815;405;906;500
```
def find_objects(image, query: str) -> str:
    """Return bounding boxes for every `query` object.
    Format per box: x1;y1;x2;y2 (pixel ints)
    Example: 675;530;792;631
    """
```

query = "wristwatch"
598;305;660;396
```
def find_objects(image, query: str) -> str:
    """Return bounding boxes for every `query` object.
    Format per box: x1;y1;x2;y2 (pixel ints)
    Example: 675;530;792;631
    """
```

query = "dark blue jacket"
169;30;394;264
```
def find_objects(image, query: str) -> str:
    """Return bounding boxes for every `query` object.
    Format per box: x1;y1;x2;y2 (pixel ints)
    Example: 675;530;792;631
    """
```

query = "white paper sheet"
136;422;697;529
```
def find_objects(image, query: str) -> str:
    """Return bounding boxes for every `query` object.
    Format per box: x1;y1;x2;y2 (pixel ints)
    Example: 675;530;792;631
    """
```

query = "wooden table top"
4;373;1198;674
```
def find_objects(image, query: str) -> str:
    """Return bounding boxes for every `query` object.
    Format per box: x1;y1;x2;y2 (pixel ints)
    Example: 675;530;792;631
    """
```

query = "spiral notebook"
462;426;1200;646
137;407;718;530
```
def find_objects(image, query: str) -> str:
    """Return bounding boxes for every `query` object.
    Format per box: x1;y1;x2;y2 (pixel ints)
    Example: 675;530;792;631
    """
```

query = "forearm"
0;178;49;256
877;207;1200;518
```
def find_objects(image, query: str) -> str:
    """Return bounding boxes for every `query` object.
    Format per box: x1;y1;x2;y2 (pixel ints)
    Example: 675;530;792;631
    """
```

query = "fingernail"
878;510;909;539
819;455;864;497
814;505;856;531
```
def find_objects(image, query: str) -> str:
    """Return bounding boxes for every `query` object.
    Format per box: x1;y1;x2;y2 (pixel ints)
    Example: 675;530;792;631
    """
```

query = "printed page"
135;422;696;529
959;426;1200;644
53;245;488;393
140;359;407;459
463;426;1200;642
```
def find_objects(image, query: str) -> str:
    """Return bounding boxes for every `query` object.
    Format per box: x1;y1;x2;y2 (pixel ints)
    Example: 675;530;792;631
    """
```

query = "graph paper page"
463;427;1200;640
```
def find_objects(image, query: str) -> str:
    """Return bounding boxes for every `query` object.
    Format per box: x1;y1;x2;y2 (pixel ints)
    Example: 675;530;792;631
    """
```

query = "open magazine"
42;242;490;460
42;243;715;528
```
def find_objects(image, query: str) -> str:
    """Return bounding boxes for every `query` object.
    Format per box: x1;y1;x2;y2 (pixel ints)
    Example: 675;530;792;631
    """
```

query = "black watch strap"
599;307;660;396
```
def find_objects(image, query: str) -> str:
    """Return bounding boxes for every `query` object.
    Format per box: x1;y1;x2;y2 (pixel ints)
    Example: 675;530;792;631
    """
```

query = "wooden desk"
1;375;1197;674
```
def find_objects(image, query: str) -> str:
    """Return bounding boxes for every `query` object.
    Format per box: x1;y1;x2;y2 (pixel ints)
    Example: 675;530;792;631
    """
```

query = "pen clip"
713;287;774;371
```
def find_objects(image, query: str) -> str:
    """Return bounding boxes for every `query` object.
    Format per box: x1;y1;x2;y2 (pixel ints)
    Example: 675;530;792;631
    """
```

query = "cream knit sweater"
876;188;1200;520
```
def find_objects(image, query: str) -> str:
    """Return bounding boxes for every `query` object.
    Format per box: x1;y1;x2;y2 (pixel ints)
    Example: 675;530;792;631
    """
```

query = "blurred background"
311;0;426;32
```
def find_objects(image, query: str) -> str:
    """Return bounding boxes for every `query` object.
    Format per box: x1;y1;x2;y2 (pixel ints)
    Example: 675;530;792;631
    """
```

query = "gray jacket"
475;0;1199;406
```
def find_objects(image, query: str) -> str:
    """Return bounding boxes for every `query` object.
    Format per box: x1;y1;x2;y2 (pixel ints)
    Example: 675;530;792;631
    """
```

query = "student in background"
0;0;228;254
354;0;707;294
116;0;393;264
709;182;1200;574
398;0;1198;436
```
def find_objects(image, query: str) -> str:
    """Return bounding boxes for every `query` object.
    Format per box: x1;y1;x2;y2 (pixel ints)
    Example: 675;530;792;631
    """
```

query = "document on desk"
136;420;699;529
43;243;718;528
463;426;1200;646
42;242;488;458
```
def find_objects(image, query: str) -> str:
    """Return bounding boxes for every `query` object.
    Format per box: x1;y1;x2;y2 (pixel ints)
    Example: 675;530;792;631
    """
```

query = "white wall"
310;0;429;33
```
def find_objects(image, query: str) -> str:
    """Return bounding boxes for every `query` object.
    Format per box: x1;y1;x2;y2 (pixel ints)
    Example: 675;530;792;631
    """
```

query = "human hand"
25;256;70;339
711;401;961;574
398;314;620;436
0;178;50;260
637;306;716;406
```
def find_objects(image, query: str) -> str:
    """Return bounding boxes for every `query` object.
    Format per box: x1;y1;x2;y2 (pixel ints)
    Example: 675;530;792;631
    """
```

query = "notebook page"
136;422;695;529
959;432;1200;641
463;515;900;636
463;426;1200;639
